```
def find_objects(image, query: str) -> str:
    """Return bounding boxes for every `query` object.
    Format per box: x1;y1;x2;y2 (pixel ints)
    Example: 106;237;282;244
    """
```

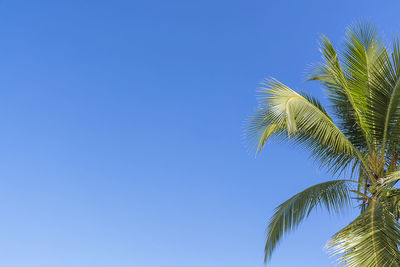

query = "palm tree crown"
247;22;400;266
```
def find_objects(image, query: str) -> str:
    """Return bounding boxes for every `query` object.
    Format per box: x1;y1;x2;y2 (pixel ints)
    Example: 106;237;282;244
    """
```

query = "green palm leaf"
327;199;400;266
374;37;400;155
246;79;367;175
308;34;370;150
265;180;352;262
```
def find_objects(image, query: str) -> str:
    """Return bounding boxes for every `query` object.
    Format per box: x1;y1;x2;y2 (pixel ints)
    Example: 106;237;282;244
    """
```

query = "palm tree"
246;22;400;266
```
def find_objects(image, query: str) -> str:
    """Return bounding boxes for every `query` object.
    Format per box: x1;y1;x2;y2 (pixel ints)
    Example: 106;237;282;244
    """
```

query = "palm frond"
327;199;400;266
246;79;362;175
308;34;370;150
379;37;400;155
341;22;389;149
265;180;352;262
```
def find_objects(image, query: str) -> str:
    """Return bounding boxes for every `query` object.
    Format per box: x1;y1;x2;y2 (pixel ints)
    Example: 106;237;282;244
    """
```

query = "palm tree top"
246;22;400;266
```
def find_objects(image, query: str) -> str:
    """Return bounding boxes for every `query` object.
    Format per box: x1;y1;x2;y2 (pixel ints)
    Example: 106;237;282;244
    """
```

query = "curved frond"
265;180;352;262
308;33;371;150
246;79;361;175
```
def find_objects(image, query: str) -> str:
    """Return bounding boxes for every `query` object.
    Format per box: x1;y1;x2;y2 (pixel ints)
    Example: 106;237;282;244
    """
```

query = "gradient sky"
0;1;400;266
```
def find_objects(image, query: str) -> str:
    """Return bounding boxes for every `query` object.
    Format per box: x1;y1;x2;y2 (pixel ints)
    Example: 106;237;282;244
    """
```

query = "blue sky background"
0;1;399;266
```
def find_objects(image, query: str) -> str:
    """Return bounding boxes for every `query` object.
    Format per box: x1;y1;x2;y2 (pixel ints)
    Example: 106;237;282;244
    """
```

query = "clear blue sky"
0;1;399;266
